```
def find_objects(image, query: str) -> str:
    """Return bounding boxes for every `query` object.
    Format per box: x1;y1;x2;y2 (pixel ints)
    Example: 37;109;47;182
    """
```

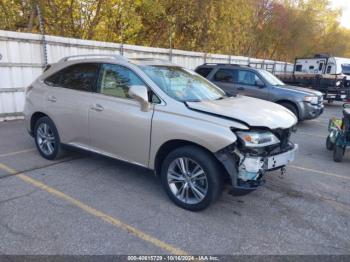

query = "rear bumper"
23;111;33;136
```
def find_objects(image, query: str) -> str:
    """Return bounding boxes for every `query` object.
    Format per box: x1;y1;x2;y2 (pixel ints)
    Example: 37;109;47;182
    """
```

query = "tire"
333;145;344;162
160;146;224;211
34;116;65;160
279;102;299;120
326;135;335;151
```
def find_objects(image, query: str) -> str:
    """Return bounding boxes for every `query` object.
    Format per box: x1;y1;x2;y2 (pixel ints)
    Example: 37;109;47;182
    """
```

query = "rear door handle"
237;87;245;91
47;96;57;102
91;104;104;112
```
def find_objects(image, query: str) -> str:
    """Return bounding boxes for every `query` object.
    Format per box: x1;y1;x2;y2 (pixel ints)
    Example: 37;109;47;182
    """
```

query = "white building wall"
0;30;293;120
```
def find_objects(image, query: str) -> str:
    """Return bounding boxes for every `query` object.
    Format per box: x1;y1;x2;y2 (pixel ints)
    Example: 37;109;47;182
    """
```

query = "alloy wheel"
167;157;208;205
36;123;56;155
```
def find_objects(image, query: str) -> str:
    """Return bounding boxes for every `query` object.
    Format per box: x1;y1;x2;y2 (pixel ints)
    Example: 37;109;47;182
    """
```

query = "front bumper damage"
299;101;324;120
266;144;297;169
215;131;298;193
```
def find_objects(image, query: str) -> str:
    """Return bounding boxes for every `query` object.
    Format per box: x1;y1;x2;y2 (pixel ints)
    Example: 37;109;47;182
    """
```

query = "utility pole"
36;3;48;67
169;27;172;61
119;0;125;56
168;16;175;61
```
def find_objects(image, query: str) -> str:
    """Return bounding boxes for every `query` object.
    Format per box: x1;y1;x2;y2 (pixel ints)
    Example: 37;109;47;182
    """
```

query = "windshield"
257;69;285;86
140;66;226;102
342;64;350;75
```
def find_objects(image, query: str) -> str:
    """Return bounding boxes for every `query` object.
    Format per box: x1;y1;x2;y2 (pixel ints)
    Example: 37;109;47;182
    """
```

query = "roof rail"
132;57;162;60
129;57;176;66
202;63;243;66
130;58;171;62
58;54;127;63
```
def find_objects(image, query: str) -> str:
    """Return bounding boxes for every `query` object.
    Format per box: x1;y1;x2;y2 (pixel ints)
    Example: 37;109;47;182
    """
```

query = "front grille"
318;95;324;105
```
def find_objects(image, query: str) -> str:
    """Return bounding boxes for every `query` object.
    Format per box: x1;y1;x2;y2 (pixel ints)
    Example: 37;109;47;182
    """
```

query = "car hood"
186;96;297;129
277;85;323;97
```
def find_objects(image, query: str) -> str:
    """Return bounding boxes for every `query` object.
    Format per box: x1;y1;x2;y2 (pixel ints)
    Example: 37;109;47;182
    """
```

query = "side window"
319;63;324;71
45;63;99;91
213;69;235;83
295;65;302;72
326;65;332;74
98;64;145;99
195;67;213;77
237;70;261;86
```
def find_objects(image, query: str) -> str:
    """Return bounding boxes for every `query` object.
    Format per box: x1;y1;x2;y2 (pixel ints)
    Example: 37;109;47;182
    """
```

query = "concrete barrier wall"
0;30;293;120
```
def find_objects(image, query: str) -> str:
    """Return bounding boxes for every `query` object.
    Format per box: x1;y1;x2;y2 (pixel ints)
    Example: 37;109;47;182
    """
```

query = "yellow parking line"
0;163;187;255
290;165;350;181
0;148;36;158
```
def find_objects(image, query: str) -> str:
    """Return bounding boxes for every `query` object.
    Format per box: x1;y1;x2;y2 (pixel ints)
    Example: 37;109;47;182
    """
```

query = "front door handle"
47;95;57;102
237;87;245;91
91;104;104;112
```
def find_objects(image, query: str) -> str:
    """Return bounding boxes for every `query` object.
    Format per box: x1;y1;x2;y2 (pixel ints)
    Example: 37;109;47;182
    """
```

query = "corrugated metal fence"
0;30;294;121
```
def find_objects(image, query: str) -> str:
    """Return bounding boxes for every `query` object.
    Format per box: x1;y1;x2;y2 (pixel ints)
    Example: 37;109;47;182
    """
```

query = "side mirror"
128;85;150;112
255;79;265;88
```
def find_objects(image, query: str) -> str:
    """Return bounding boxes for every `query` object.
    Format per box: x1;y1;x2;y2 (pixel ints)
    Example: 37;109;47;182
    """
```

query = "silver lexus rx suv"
24;54;298;210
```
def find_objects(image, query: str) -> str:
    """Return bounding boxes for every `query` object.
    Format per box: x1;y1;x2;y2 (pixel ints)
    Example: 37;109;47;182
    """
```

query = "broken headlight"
236;131;280;148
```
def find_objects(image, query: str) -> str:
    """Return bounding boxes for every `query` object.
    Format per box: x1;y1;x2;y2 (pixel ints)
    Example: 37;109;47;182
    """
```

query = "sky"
330;0;350;28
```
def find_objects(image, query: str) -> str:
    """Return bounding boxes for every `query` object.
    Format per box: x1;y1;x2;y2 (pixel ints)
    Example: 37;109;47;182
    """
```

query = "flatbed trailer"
248;54;350;103
277;73;350;102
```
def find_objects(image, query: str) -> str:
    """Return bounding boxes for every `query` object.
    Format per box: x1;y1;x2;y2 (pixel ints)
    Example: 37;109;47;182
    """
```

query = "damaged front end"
215;127;298;193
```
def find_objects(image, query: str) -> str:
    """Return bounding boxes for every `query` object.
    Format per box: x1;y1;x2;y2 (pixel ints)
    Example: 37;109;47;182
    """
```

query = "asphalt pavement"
0;102;349;255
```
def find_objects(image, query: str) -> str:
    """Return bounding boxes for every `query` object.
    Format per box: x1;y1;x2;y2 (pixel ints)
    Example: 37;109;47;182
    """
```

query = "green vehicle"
326;103;350;162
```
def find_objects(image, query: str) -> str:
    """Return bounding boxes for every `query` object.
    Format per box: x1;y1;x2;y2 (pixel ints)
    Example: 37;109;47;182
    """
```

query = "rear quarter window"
44;63;99;92
195;67;213;77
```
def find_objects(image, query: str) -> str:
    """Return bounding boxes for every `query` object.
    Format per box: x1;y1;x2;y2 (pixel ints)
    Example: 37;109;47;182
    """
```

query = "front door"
89;63;153;167
234;69;270;100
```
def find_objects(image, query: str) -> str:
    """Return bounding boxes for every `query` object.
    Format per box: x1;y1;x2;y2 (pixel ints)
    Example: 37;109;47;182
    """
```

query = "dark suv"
195;64;324;121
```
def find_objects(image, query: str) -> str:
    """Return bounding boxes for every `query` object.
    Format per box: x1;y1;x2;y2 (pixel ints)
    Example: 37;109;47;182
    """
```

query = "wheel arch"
30;112;49;134
153;139;229;180
275;99;300;119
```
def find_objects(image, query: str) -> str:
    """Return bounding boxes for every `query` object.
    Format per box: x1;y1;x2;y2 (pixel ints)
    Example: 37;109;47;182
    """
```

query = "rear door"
316;59;326;74
88;63;153;166
211;68;237;95
234;69;270;100
44;63;99;146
